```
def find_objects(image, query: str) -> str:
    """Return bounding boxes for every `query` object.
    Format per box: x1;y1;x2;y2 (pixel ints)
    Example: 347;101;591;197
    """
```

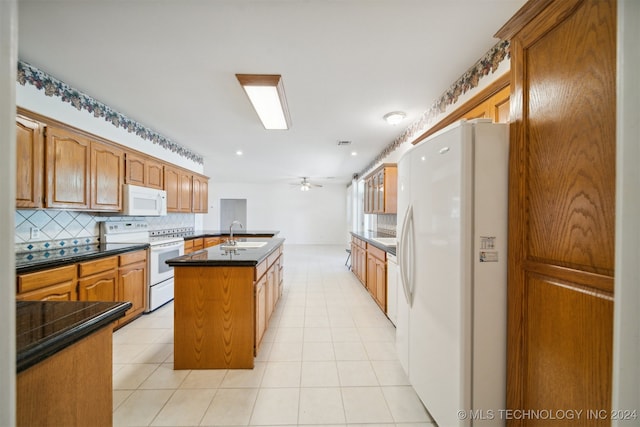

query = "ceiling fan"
291;177;323;191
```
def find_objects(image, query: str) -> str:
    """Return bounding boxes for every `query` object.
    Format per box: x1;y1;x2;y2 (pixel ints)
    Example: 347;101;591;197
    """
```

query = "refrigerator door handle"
399;204;414;306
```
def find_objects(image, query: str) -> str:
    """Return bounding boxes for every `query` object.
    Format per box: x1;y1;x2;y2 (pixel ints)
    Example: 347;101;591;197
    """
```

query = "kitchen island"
166;238;285;369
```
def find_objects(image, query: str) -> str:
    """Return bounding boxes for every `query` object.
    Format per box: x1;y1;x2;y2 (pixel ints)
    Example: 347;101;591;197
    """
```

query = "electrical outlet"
30;227;40;240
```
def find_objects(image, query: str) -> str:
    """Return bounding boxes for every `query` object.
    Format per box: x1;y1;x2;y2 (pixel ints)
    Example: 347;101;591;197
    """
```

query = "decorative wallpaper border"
17;61;204;165
358;39;510;177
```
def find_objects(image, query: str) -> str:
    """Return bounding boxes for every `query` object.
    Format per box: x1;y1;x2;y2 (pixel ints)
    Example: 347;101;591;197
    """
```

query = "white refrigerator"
396;119;508;427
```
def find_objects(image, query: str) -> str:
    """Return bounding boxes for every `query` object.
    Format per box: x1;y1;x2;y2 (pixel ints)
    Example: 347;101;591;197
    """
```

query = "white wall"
1;0;17;424
203;180;349;245
612;0;640;420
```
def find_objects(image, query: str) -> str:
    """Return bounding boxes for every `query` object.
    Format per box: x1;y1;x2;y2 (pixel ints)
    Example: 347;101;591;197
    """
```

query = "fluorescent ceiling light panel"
236;74;291;130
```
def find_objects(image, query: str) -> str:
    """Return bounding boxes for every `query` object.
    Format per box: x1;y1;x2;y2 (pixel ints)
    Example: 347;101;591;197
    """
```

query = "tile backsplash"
15;209;194;253
376;214;397;236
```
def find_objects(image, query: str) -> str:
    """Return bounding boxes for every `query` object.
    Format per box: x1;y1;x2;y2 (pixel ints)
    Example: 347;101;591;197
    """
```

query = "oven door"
149;240;185;285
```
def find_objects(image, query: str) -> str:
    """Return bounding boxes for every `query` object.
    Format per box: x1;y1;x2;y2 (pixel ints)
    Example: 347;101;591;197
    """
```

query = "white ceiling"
17;0;525;186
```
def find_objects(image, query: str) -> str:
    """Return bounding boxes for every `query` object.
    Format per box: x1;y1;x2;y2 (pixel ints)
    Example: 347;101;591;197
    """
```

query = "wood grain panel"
525;0;616;275
17;325;113;426
146;159;164;189
524;274;612;422
91;141;124;210
16;116;44;208
45;126;90;209
505;1;616;425
174;266;255;369
125;153;145;185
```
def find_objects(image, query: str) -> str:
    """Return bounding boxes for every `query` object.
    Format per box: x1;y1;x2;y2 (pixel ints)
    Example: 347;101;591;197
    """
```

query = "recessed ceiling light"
383;111;406;125
236;150;243;156
236;74;291;130
351;151;358;156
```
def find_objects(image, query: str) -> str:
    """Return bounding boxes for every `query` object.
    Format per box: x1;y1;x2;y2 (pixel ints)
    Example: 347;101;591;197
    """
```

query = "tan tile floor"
112;244;434;427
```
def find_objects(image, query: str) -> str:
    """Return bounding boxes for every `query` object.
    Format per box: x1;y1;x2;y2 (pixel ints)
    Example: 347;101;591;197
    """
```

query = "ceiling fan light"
300;184;310;191
236;74;291;130
383;111;406;125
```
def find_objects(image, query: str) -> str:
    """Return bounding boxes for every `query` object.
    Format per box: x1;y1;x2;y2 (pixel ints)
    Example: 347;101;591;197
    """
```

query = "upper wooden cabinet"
364;164;397;214
44;125;123;211
16;115;45;208
16;110;207;213
91;141;124;211
192;174;209;213
125;152;164;190
45;125;92;210
165;165;208;213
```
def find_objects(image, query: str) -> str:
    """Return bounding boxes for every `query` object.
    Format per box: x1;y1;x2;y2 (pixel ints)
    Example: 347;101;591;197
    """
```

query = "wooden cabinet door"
366;252;377;296
118;261;146;325
382;166;397;214
16;116;44;208
146;158;164;190
164;166;180;212
265;267;275;322
78;269;118;302
91;141;123;210
498;0;616;423
255;276;267;353
375;257;386;311
45;126;91;209
125;153;146;186
192;175;209;213
179;170;193;212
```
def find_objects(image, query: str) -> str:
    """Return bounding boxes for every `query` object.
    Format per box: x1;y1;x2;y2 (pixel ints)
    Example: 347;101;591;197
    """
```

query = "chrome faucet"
228;220;243;245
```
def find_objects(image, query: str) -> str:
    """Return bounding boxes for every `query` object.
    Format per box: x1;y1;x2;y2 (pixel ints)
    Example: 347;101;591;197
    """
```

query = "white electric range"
101;220;186;312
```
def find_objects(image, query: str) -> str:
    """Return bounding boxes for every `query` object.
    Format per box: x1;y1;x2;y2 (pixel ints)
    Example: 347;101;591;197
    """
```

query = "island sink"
220;241;268;249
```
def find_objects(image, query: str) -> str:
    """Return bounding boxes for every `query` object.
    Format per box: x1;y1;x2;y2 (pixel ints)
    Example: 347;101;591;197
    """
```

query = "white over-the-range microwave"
122;184;167;216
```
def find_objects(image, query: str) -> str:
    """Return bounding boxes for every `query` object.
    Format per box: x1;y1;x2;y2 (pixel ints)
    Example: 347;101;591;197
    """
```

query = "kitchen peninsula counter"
166;238;285;369
16;300;130;426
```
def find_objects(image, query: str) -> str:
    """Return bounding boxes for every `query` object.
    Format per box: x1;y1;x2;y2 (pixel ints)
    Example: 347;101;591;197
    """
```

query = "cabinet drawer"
366;243;386;261
17;264;76;293
204;237;221;248
255;259;267;281
192;238;204;249
78;256;118;277
267;251;280;268
184;239;194;250
119;250;147;267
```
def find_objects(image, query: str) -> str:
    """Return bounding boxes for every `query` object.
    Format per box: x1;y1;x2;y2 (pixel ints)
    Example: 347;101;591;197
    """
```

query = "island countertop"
16;300;131;373
166;237;285;268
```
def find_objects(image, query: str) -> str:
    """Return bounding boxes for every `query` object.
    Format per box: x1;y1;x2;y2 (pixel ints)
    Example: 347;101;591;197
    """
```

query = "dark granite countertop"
16;300;131;373
182;230;279;240
166;237;285;268
350;231;397;256
16;243;149;275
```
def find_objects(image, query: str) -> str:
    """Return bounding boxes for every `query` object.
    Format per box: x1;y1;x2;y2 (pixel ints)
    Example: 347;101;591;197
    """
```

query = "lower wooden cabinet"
255;275;267;352
16;249;148;328
184;237;204;254
78;256;118;302
351;236;389;314
366;244;386;312
204;237;222;248
16;264;77;301
117;250;148;326
254;249;283;355
351;236;367;284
